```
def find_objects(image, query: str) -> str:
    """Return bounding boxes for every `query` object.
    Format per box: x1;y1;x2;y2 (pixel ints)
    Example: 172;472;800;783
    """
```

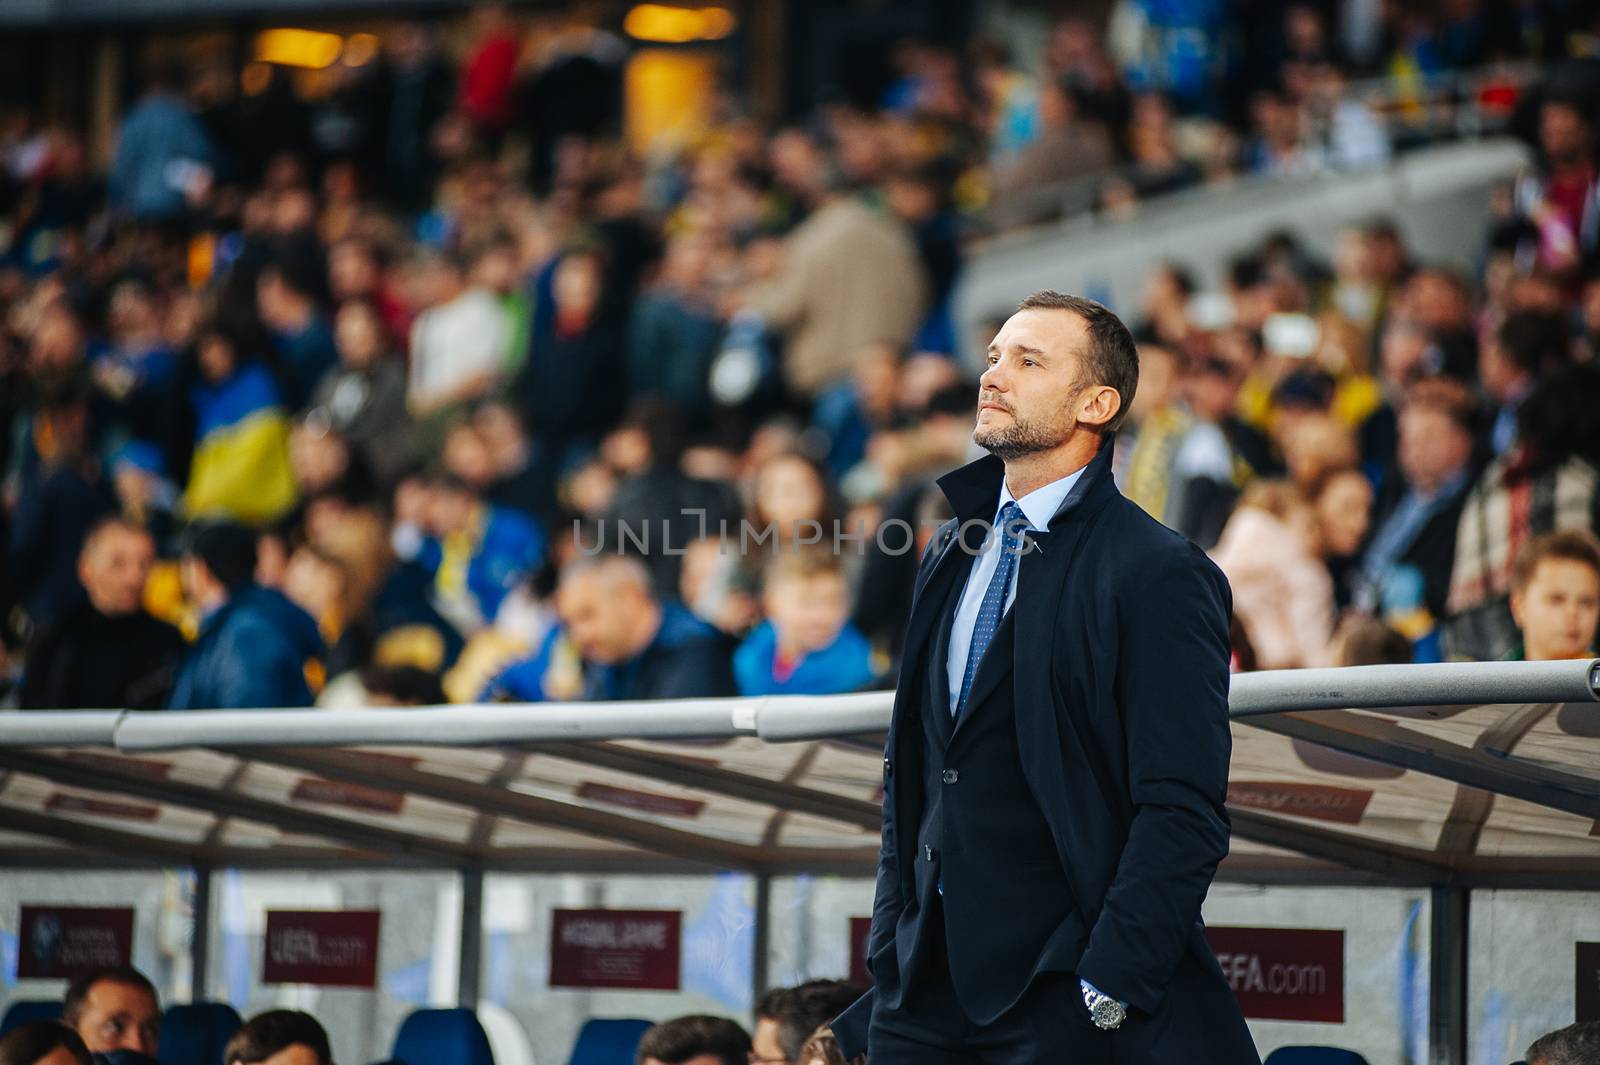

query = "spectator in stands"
61;967;159;1058
1479;310;1568;458
1121;342;1263;550
223;1009;331;1065
795;1028;863;1065
21;518;185;709
810;341;903;481
1354;400;1474;650
749;453;838;554
0;1022;91;1065
1507;530;1600;662
752;981;865;1065
168;520;324;709
1310;465;1374;610
1446;363;1600;660
1332;615;1414;667
283;541;352;652
745;155;928;399
1526;1020;1600;1065
1211;480;1337;669
1101;92;1201;210
636;1016;751;1065
990;78;1114;224
600;400;741;599
7;383;113;634
457;2;521;145
397;471;545;635
257;257;337;410
405;246;508;421
735;552;875;696
91;280;179;453
380;22;455;214
626;231;723;424
181;318;298;526
107;61;213;223
473;401;560;529
519;247;627;460
307;298;415;489
1510;96;1599;282
287;420;376;506
556;554;735;701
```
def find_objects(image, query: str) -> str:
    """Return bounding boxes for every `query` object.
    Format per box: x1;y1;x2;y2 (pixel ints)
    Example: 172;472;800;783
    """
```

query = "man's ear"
1076;384;1122;430
1509;590;1526;631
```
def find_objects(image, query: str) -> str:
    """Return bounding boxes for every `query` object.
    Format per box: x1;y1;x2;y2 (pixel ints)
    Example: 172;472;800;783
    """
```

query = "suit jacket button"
924;844;936;861
883;758;892;775
942;768;959;784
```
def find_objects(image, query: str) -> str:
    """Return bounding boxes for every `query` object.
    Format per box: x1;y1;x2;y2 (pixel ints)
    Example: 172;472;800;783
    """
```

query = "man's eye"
1022;359;1035;367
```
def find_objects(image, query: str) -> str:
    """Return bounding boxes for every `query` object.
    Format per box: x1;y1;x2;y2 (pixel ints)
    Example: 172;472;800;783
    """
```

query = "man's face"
558;571;644;664
1541;101;1590;164
975;309;1093;459
1379;324;1428;391
1398;406;1470;489
74;979;160;1055
1513;558;1600;661
766;573;848;655
751;1016;789;1064
335;305;383;369
80;526;155;616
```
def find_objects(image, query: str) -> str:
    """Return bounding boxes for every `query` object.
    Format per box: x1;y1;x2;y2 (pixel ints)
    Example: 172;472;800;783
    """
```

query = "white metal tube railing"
0;660;1594;750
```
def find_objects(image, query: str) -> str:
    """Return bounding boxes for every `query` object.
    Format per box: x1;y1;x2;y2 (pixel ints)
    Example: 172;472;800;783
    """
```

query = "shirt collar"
995;463;1089;533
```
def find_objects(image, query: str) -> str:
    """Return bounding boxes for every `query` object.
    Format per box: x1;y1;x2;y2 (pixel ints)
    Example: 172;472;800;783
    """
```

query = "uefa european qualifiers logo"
572;512;1041;559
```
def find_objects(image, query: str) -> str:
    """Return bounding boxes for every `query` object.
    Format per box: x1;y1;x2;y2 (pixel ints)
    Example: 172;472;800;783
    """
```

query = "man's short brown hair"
62;966;158;1027
635;1015;750;1065
224;1010;331;1065
1511;529;1600;594
1015;290;1140;432
1526;1020;1600;1065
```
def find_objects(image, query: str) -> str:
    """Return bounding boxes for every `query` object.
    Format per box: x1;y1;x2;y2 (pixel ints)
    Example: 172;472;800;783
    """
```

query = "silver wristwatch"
1081;982;1127;1031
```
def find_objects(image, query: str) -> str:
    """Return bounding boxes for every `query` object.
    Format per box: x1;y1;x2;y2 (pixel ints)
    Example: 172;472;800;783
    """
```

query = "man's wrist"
1080;979;1128;1030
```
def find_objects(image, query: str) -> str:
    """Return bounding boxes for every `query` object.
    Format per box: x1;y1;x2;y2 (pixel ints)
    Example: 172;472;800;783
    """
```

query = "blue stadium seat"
158;1002;242;1065
568;1018;653;1065
391;1008;495;1065
0;1000;64;1036
1264;1048;1371;1065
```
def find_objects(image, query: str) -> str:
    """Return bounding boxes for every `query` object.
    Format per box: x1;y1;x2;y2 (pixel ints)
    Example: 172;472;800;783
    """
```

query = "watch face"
1092;998;1126;1029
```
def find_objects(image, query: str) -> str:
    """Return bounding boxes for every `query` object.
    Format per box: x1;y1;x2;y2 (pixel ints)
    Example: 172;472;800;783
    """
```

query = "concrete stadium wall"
953;138;1532;367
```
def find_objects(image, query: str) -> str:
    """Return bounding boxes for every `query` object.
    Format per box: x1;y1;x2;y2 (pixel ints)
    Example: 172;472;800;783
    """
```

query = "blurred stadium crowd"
3;2;1600;713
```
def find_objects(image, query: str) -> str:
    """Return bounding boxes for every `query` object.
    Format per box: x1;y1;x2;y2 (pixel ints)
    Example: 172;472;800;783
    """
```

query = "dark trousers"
868;898;1112;1065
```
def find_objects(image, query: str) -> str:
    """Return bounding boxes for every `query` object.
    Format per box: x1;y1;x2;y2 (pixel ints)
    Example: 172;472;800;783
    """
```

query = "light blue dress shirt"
945;464;1086;716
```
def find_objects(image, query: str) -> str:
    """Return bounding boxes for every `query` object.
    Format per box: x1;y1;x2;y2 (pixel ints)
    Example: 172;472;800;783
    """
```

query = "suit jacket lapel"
925;565;962;745
898;522;974;686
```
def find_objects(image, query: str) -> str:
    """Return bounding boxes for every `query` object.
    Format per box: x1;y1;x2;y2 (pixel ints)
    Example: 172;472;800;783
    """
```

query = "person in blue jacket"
556;554;736;701
405;471;546;634
735;550;876;696
167;521;324;709
107;61;214;223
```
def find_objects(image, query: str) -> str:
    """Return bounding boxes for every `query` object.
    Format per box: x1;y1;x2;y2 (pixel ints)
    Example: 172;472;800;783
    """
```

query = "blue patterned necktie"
955;501;1029;719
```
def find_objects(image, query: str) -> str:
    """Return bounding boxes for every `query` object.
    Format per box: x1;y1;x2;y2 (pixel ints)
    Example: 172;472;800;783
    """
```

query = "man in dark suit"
833;291;1258;1064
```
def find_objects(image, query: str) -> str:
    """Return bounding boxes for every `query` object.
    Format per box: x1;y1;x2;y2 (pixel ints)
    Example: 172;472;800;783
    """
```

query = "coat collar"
936;433;1120;528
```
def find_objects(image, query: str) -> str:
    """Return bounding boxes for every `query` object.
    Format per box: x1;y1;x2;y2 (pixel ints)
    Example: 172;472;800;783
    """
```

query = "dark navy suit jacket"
835;438;1259;1064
